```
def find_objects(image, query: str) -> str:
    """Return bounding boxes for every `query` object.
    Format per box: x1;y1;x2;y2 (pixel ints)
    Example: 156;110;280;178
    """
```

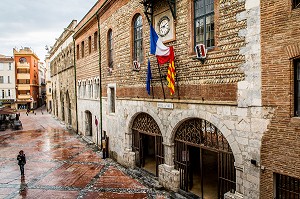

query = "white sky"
0;0;97;62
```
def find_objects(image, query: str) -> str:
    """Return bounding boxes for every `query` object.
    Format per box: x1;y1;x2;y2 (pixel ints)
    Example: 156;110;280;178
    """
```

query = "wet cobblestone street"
0;109;173;199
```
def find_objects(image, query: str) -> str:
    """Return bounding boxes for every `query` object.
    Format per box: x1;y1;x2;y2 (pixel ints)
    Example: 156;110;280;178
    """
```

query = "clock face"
158;16;170;37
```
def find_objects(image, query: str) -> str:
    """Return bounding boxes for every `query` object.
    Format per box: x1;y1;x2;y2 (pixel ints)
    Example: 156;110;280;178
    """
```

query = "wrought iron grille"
175;118;231;152
293;0;300;9
276;173;300;199
132;113;161;135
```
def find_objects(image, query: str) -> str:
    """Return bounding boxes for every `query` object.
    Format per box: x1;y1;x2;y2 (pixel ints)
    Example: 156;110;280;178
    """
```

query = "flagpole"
156;58;166;99
151;78;154;99
174;62;180;99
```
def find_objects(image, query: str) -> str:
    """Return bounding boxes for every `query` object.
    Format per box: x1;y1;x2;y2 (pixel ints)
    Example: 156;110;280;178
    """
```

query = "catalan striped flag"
166;46;175;95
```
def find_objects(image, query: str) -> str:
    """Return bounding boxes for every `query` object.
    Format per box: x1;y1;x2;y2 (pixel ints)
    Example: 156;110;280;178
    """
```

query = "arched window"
133;14;143;64
108;29;114;69
19;57;27;63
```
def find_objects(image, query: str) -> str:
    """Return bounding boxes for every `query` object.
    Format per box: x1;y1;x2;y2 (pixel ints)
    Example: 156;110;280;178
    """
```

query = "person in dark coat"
17;150;26;176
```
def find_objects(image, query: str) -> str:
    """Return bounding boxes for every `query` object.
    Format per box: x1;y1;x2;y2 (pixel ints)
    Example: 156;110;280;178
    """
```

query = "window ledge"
290;117;300;124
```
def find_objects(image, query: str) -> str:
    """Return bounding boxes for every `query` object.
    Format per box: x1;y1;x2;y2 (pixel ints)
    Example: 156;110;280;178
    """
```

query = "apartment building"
0;55;16;108
14;47;39;110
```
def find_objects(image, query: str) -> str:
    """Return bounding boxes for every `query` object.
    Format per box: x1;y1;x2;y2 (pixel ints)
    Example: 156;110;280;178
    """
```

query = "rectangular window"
76;44;80;60
194;0;215;48
295;59;300;116
0;63;3;70
275;173;300;198
1;90;4;98
0;76;3;83
108;85;115;113
8;76;10;83
94;31;98;52
88;36;92;54
8;63;12;70
81;41;84;58
293;0;300;9
8;89;10;97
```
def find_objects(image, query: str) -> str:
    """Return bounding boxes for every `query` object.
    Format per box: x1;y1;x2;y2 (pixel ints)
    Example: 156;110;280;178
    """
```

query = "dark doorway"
132;113;164;177
141;133;156;174
85;111;92;136
174;118;235;199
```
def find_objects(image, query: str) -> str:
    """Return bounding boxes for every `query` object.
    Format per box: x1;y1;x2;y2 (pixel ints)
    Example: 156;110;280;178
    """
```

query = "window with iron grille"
294;59;300;116
81;41;84;58
293;0;300;9
133;14;143;64
0;76;3;83
94;31;98;52
194;0;215;48
108;29;114;69
108;85;115;113
275;173;300;198
88;36;92;54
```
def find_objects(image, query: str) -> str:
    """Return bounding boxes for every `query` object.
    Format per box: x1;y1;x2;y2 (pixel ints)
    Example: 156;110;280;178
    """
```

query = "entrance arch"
60;91;65;121
66;90;71;125
174;118;235;199
131;113;164;176
85;110;92;136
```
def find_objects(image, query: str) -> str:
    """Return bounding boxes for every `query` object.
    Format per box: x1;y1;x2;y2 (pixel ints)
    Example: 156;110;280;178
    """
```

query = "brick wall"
75;0;247;103
260;0;300;198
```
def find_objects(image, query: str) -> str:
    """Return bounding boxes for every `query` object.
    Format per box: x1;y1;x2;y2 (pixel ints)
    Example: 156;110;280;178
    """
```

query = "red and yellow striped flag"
166;46;175;95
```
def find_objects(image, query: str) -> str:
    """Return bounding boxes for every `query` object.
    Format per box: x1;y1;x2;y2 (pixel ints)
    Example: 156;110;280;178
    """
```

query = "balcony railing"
17;94;31;100
17;73;30;79
17;62;30;68
17;84;30;90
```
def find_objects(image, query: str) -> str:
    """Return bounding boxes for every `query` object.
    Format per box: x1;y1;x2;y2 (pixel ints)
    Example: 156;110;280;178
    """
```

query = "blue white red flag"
150;25;171;65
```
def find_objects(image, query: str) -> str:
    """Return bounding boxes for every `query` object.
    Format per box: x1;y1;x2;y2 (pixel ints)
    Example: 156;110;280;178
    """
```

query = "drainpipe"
97;13;103;150
73;37;79;134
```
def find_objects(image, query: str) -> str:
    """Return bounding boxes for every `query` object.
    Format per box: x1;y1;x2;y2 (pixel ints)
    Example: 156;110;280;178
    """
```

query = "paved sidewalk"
0;108;172;199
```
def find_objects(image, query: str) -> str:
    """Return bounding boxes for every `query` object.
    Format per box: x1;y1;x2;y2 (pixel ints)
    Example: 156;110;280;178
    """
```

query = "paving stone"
0;109;179;199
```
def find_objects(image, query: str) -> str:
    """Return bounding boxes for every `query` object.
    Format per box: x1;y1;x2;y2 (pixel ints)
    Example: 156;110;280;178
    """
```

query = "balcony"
17;84;30;90
17;94;31;100
17;62;30;69
17;73;30;79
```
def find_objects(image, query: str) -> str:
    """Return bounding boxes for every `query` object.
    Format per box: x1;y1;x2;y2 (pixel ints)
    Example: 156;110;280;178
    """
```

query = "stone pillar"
158;164;180;192
122;149;135;168
163;142;174;166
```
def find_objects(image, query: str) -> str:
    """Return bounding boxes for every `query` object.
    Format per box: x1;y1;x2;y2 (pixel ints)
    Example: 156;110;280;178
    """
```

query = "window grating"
276;173;300;199
294;59;300;116
293;0;300;9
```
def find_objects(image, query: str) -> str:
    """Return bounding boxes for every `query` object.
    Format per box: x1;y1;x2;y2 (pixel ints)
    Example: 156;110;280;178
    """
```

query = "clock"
158;16;170;37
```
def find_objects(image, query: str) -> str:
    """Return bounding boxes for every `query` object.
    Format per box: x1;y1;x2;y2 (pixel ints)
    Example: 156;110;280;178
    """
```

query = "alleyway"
0;109;173;199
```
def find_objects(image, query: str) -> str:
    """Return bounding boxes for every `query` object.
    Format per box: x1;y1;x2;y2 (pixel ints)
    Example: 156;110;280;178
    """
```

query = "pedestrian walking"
17;150;26;176
102;136;107;159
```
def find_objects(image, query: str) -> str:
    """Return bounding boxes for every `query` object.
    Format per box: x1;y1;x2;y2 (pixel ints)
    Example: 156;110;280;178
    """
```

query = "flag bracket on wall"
141;0;176;25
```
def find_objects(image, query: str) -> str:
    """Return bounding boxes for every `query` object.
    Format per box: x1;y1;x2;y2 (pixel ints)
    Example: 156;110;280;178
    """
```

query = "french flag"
150;25;171;65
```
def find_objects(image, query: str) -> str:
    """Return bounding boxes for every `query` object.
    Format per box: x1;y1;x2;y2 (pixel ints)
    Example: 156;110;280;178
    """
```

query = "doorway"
132;113;164;176
174;118;235;199
85;111;92;137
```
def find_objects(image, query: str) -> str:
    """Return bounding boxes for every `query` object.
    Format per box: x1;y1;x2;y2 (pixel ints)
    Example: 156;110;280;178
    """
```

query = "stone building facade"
73;1;102;142
74;0;276;198
260;0;300;198
49;20;77;131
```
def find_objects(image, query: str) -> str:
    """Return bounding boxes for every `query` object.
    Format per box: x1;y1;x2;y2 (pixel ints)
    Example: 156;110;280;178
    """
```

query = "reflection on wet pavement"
0;111;170;198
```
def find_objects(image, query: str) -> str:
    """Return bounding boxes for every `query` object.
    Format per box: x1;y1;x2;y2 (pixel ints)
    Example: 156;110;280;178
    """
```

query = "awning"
0;107;19;115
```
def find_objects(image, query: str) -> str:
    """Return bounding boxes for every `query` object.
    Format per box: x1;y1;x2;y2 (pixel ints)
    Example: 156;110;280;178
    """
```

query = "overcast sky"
0;0;96;61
